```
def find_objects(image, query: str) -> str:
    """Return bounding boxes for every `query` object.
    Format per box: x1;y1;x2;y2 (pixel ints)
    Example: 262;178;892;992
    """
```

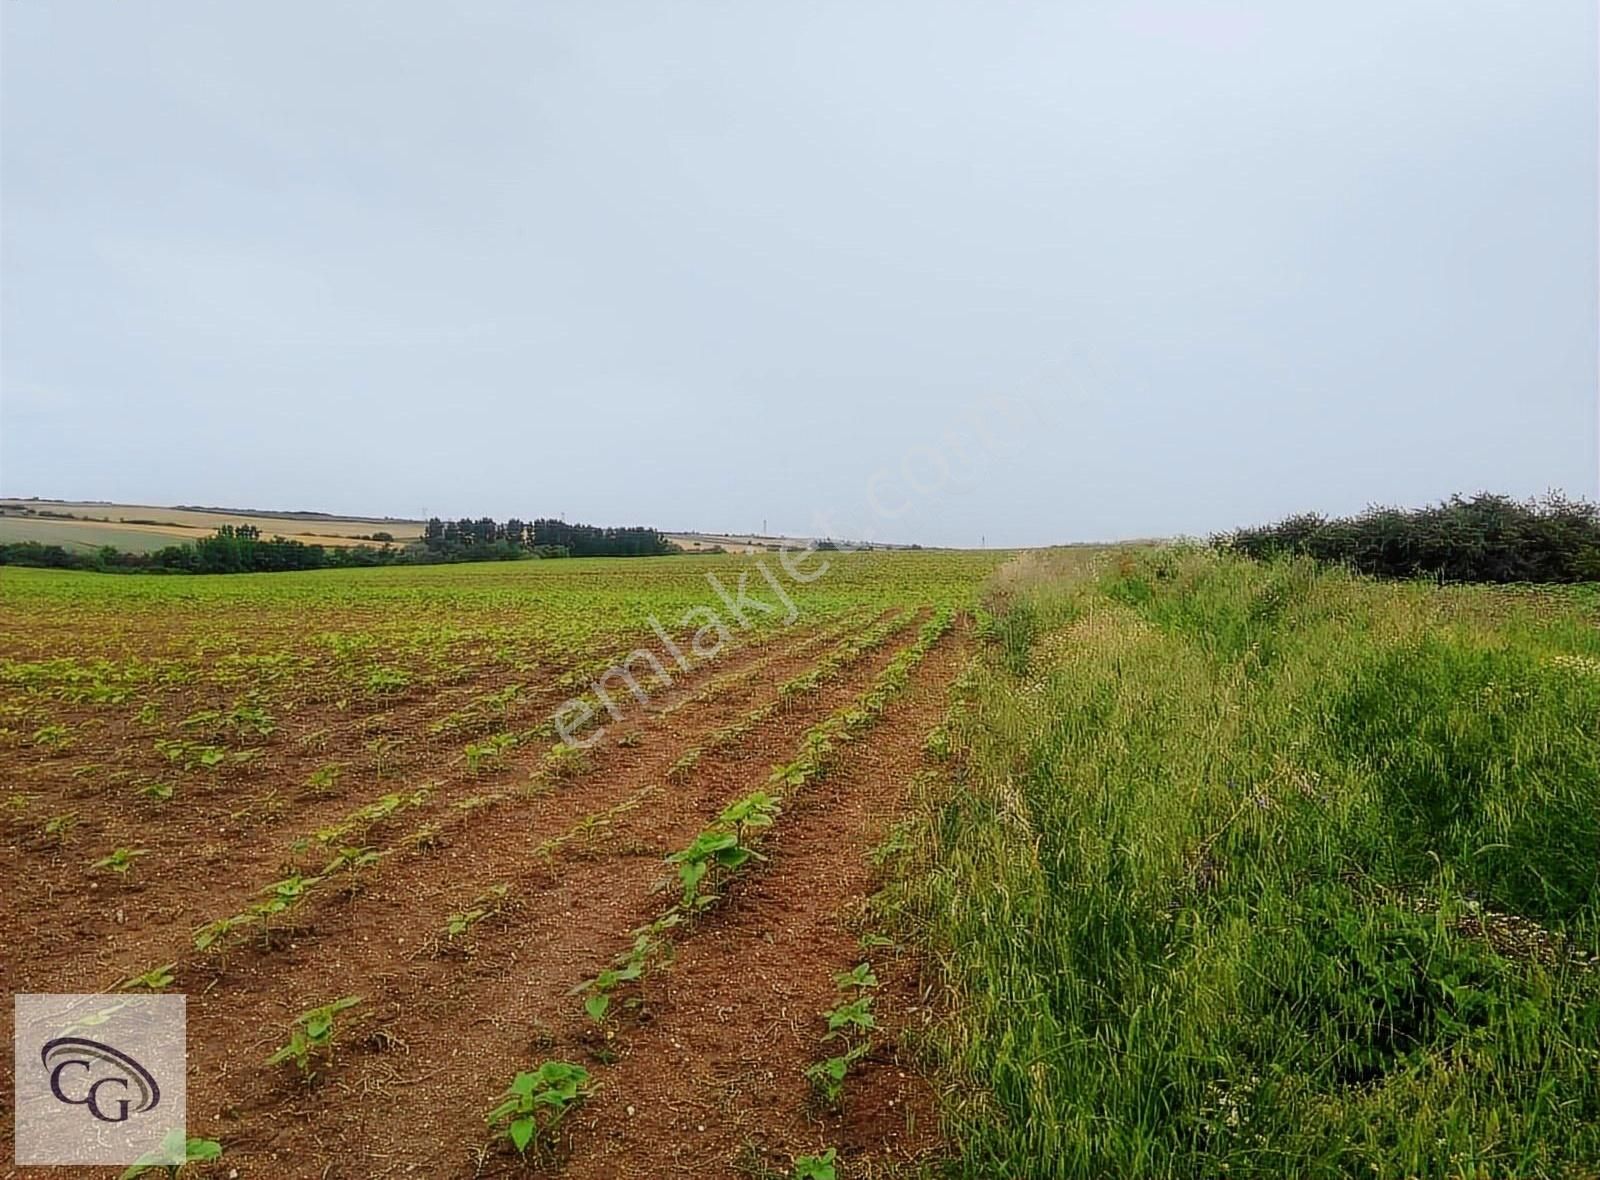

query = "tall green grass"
896;548;1600;1178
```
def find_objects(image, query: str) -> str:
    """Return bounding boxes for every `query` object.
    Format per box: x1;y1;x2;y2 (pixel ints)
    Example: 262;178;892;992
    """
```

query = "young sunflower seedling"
364;734;400;777
792;1148;838;1180
32;723;73;750
117;1128;222;1179
570;960;644;1024
442;883;512;941
192;912;255;953
823;996;876;1039
321;845;381;896
251;873;320;944
666;827;755;911
42;812;79;844
804;1042;872;1110
265;995;363;1081
90;847;149;876
118;962;177;992
833;962;879;991
665;791;778;912
305;762;343;797
465;731;517;774
485;1060;593;1157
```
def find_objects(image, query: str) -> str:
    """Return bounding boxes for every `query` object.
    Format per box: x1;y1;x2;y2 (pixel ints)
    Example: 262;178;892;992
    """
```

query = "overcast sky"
2;3;1595;547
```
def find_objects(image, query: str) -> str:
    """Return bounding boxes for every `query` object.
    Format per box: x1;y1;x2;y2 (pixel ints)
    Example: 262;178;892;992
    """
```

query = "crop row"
667;609;919;783
572;609;954;1041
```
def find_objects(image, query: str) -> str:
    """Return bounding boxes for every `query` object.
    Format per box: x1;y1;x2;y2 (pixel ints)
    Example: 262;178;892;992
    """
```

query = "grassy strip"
888;548;1600;1178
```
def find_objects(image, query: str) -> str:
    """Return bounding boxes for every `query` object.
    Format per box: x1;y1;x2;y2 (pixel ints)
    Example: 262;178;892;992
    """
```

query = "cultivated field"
5;546;1598;1179
0;550;997;1178
0;501;423;553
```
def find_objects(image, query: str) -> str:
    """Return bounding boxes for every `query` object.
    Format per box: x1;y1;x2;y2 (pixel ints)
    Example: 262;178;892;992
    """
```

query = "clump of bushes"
1215;492;1600;583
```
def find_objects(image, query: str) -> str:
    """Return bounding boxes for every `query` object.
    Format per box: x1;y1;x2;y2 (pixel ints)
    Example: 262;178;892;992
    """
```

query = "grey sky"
2;2;1595;547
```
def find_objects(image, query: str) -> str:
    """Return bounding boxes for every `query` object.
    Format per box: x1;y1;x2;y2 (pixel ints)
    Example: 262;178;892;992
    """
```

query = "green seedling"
32;723;73;749
666;828;753;911
486;1060;592;1156
667;749;701;781
226;703;276;736
306;762;343;796
717;790;780;840
266;995;362;1080
824;996;876;1038
322;845;381;894
363;665;411;695
90;847;149;875
193;913;255;952
251;873;320;942
570;960;645;1024
444;884;511;939
154;739;226;771
364;734;400;776
805;1041;871;1109
401;822;442;851
118;963;177;992
793;1148;838;1180
118;1127;222;1179
465;732;517;774
479;683;523;713
834;962;879;991
136;779;176;802
42;812;79;843
538;742;589;783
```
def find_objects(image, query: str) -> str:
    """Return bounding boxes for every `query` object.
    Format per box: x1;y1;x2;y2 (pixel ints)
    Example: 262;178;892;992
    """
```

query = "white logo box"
14;993;187;1166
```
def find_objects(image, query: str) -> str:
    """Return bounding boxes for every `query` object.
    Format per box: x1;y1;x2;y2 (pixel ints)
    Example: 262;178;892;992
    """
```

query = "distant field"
0;499;424;552
0;500;829;556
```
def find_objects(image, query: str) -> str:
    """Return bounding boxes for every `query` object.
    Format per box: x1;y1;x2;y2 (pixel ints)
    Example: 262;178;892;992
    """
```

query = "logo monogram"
41;1036;162;1123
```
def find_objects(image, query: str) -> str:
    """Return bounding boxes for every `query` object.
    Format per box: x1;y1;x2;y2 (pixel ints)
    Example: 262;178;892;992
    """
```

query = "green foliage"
118;1128;222;1179
485;1060;592;1155
464;731;517;773
32;723;73;749
89;846;148;875
896;547;1600;1177
118;962;177;991
266;996;363;1079
41;811;78;842
306;762;343;795
804;1041;870;1109
833;962;879;991
792;1148;838;1180
443;883;511;940
823;996;876;1038
666;812;767;911
135;779;176;802
1218;492;1600;584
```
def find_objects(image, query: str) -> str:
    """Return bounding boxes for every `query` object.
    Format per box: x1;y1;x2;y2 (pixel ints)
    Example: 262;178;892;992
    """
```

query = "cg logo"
40;1036;162;1123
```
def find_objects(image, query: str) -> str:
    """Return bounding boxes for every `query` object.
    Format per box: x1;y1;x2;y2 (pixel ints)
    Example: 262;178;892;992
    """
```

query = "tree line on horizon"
420;516;677;558
0;515;678;574
1215;492;1600;583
